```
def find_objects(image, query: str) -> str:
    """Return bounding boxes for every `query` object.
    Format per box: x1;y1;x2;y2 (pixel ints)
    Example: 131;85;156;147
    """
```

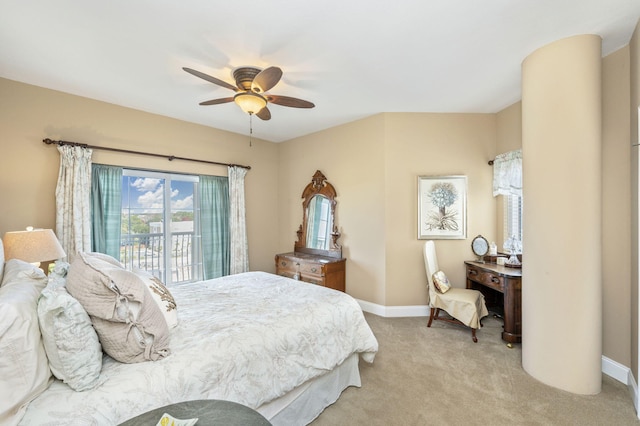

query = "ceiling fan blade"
267;95;315;108
251;66;283;93
183;67;238;92
199;97;234;106
256;106;271;121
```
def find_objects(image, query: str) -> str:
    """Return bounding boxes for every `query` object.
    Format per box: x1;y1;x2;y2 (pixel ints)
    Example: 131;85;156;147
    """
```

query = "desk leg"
501;277;521;345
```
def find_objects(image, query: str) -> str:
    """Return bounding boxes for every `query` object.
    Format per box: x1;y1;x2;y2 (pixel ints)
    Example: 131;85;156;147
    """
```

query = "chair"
423;240;489;342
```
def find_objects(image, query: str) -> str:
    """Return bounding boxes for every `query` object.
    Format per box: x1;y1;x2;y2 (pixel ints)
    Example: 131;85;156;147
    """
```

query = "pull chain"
249;113;253;147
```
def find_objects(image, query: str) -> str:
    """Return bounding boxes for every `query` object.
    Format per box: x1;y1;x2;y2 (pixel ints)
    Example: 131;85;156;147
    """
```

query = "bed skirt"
257;353;361;425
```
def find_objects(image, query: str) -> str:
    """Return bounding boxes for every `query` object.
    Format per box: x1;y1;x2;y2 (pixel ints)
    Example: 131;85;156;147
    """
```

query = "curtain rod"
42;138;251;170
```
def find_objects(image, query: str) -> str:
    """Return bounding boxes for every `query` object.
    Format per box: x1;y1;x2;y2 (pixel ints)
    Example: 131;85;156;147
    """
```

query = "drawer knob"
491;277;500;284
469;269;478;275
280;261;287;267
311;267;317;273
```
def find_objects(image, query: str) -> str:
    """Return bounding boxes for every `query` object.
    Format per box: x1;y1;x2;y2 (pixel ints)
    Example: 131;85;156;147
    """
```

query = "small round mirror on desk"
471;235;489;262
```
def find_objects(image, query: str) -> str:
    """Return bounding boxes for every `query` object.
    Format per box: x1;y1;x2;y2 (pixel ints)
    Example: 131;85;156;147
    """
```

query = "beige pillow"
0;260;51;426
66;252;170;363
432;270;451;293
134;269;178;328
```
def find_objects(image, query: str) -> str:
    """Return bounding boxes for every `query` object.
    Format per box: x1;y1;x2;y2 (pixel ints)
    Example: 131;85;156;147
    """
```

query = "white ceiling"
2;1;640;143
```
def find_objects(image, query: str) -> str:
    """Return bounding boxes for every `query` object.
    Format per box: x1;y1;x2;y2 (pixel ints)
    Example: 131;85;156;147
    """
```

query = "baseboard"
357;299;634;393
357;299;429;318
628;369;639;418
602;356;630;384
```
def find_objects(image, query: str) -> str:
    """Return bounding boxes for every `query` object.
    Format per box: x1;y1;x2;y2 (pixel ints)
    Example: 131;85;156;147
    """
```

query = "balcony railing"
120;231;195;283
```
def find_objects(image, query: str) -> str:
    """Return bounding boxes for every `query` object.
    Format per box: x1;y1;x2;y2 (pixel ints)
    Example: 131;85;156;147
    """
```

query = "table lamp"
3;227;66;269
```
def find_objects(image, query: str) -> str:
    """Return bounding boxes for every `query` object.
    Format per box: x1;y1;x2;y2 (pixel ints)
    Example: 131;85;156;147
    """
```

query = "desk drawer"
467;267;504;292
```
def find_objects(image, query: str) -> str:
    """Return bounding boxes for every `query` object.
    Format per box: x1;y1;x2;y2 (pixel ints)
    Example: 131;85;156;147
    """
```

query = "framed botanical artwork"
418;175;467;239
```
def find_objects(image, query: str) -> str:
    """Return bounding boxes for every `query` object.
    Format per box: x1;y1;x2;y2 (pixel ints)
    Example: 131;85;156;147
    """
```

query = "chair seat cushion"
432;288;489;329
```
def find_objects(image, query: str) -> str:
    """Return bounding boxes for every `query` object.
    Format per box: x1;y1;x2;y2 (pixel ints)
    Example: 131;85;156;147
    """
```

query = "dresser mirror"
295;170;342;259
305;195;333;250
276;170;345;291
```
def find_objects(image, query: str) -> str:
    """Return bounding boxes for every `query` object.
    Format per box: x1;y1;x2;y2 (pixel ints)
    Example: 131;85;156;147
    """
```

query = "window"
120;170;201;284
504;194;523;247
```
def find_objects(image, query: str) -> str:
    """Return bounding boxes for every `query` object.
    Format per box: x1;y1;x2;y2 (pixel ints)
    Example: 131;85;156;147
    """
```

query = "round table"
119;399;272;426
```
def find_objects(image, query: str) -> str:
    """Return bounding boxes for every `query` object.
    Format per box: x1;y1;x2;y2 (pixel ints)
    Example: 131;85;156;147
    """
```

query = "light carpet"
311;313;638;425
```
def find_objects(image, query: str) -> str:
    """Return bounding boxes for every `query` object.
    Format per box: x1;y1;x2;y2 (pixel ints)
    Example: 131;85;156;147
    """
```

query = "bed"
0;249;378;426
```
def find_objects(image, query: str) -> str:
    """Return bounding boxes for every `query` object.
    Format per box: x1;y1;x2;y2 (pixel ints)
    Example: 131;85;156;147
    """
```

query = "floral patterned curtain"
56;145;93;261
228;166;248;274
492;149;522;197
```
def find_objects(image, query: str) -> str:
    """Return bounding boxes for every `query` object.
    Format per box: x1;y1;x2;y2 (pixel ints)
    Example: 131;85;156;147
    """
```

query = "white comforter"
20;271;378;425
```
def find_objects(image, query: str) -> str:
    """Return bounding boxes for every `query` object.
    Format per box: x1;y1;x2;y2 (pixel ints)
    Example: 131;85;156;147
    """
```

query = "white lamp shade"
3;228;66;263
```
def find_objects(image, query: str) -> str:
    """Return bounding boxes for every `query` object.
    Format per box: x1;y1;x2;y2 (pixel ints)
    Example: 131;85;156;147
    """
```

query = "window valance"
492;149;522;197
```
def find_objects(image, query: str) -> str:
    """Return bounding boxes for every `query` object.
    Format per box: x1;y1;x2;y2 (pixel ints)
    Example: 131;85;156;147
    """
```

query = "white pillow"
134;269;178;328
0;260;51;426
38;282;103;391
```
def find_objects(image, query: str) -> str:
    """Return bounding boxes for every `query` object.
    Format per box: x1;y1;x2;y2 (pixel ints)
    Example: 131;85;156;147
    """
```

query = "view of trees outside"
120;174;197;284
121;211;194;235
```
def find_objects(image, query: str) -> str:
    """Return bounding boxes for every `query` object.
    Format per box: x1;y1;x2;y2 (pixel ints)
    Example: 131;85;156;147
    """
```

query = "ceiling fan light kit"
183;65;315;122
234;92;267;114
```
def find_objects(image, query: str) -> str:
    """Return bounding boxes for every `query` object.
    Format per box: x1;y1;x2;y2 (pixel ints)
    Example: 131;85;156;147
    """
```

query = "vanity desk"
464;260;522;346
276;170;346;292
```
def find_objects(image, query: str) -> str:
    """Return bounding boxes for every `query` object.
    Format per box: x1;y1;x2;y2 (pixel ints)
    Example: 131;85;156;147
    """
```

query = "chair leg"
471;328;478;343
427;307;438;327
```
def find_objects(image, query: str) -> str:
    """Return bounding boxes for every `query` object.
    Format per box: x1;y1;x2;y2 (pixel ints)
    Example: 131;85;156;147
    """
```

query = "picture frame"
418;175;467;239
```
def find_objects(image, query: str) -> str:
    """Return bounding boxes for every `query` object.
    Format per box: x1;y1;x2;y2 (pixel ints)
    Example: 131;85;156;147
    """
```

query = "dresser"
275;252;346;292
464;261;522;346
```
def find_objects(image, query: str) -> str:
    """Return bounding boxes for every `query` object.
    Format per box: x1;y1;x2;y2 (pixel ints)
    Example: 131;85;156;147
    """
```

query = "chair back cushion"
432;270;451;293
423;241;440;301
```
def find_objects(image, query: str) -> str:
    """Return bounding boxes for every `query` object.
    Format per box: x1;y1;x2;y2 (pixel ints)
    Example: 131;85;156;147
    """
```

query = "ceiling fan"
183;65;315;121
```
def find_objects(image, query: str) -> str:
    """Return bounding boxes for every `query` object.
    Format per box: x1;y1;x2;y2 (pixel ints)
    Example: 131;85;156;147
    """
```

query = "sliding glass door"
120;170;201;284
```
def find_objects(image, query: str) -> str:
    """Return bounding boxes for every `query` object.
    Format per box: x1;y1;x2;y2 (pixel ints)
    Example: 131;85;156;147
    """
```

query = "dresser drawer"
276;257;323;277
275;252;346;292
467;267;504;292
299;262;323;276
300;274;324;286
277;269;297;279
276;257;297;274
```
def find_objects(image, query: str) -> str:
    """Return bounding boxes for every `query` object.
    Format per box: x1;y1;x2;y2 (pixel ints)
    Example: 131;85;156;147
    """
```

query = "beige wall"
0;77;280;273
630;20;640;382
277;115;387;303
602;47;632;368
383;113;496;306
279;112;496;307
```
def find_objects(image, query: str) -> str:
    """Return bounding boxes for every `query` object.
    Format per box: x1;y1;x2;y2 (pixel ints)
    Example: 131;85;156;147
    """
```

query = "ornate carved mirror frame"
295;170;342;259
